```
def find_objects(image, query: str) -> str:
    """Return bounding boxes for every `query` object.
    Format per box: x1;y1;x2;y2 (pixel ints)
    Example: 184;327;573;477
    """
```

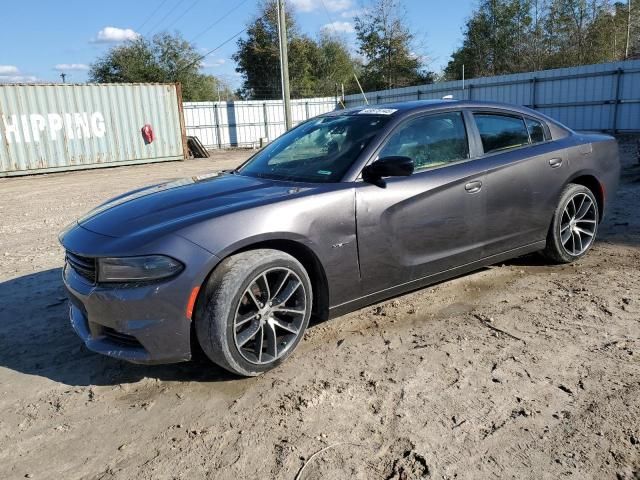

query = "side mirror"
362;156;414;187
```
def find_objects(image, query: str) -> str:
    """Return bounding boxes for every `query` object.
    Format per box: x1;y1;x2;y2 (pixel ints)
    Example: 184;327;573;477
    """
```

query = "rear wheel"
543;183;599;263
195;249;312;376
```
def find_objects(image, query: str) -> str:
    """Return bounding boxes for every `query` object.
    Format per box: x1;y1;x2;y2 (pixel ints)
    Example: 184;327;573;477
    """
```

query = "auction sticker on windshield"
357;108;397;115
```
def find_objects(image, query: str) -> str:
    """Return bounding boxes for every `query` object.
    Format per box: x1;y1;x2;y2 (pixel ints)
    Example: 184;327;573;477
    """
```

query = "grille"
102;326;143;348
66;251;97;283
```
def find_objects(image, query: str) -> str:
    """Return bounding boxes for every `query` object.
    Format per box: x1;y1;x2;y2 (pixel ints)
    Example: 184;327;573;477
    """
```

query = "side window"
473;113;529;154
525;117;546;144
379;112;469;171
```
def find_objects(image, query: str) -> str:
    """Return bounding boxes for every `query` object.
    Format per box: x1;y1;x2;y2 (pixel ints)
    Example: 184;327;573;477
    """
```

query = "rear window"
474;113;530;153
526;117;546;144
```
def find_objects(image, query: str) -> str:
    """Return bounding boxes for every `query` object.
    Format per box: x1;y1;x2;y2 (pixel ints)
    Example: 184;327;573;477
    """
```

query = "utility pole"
276;0;292;130
60;72;67;83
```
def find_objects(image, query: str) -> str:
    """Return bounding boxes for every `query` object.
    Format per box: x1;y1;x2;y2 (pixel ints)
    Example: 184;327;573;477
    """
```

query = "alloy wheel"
559;192;597;256
233;267;307;365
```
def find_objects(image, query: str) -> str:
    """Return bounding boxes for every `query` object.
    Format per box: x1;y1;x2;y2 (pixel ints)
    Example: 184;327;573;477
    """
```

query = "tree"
444;0;638;81
543;0;593;67
443;8;495;80
89;32;232;101
232;1;284;99
233;0;356;99
309;33;361;97
589;0;640;60
354;0;434;91
444;0;535;80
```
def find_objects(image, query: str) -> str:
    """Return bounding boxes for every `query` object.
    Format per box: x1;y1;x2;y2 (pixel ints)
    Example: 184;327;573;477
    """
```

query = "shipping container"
0;83;186;176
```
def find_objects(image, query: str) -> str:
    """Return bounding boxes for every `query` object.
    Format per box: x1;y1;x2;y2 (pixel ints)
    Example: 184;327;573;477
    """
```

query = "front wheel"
543;183;599;263
195;249;312;376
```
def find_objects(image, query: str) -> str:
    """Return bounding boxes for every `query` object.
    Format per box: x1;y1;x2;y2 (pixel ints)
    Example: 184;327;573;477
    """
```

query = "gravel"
0;141;638;479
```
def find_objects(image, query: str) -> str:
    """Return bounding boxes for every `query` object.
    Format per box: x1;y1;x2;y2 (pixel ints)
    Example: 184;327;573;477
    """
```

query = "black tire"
195;249;312;377
543;183;599;264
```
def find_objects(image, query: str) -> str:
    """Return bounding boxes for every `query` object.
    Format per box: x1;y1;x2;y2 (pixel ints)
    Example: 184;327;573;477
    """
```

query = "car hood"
77;172;313;238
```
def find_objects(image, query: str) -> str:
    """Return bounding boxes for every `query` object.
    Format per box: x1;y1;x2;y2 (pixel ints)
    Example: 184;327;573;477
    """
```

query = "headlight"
97;255;183;283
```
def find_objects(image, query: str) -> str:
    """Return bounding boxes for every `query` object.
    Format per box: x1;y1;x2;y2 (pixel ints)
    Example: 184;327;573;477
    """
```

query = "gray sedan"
59;100;620;376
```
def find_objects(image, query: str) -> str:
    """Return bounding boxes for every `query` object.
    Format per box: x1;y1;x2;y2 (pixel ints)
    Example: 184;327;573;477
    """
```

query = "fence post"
468;84;473;100
214;103;222;150
305;101;310;119
262;102;269;140
612;68;623;134
530;77;537;109
417;90;422;100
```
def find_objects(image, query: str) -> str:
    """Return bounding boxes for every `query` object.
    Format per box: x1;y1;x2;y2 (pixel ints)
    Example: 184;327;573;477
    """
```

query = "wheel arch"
236;239;330;322
194;238;330;324
566;173;605;221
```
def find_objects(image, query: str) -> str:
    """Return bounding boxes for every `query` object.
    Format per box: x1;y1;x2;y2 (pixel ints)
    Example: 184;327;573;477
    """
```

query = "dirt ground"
0;141;638;480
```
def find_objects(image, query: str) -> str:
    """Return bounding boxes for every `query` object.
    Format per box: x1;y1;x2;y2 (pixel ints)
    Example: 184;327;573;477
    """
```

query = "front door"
355;110;487;296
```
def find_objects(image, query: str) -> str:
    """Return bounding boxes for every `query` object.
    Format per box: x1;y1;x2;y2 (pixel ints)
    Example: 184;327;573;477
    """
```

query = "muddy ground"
0;142;638;480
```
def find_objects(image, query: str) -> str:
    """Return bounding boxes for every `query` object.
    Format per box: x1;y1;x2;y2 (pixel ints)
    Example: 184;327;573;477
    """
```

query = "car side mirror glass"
363;156;414;187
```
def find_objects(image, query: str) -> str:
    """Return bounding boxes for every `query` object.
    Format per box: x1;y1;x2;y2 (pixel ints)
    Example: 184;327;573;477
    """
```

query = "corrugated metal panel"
185;61;640;146
343;59;640;132
184;97;337;149
0;83;185;176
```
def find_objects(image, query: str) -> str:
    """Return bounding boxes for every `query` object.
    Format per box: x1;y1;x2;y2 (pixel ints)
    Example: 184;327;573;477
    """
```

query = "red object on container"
142;124;154;144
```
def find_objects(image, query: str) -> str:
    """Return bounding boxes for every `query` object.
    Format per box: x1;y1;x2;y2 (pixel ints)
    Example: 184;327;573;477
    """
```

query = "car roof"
327;99;541;118
322;99;572;139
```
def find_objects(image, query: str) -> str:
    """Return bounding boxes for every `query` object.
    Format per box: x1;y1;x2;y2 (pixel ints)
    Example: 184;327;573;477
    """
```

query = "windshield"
237;114;390;183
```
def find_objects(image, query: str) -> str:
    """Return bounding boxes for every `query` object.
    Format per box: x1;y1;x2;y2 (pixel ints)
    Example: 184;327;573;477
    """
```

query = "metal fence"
343;59;640;133
0;83;186;177
184;97;337;149
184;60;640;150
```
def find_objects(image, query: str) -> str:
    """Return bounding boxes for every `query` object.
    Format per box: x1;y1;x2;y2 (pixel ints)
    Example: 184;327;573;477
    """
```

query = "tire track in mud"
1;142;639;479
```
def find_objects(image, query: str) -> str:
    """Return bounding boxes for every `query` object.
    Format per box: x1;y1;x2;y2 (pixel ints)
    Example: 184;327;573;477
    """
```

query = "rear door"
355;110;487;296
471;112;569;257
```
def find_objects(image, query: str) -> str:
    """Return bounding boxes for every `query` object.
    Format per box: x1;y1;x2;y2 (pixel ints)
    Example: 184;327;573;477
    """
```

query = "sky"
0;0;475;87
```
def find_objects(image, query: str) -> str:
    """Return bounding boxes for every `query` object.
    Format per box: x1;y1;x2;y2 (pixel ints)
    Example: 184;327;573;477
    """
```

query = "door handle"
465;180;482;194
549;158;563;168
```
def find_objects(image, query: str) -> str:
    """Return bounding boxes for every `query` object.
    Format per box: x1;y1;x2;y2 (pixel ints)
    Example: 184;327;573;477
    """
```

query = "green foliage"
445;0;639;81
234;0;439;99
354;0;435;90
89;32;233;101
310;34;362;96
233;0;356;99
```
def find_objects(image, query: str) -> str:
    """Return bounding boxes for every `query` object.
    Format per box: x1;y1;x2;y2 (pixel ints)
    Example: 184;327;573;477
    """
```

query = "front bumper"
69;302;160;363
61;225;220;364
64;265;194;364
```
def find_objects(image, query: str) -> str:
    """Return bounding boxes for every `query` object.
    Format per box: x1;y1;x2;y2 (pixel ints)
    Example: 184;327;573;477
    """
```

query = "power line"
145;0;189;35
175;26;248;76
136;0;171;31
189;0;250;43
174;0;254;76
318;0;366;104
161;0;202;32
318;0;350;38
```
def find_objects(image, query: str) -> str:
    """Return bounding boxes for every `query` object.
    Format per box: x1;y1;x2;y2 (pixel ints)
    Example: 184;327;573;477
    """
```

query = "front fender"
175;187;361;308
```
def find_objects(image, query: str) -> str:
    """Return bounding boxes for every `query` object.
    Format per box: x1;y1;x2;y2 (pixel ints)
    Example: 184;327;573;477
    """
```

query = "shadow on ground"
0;268;236;387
